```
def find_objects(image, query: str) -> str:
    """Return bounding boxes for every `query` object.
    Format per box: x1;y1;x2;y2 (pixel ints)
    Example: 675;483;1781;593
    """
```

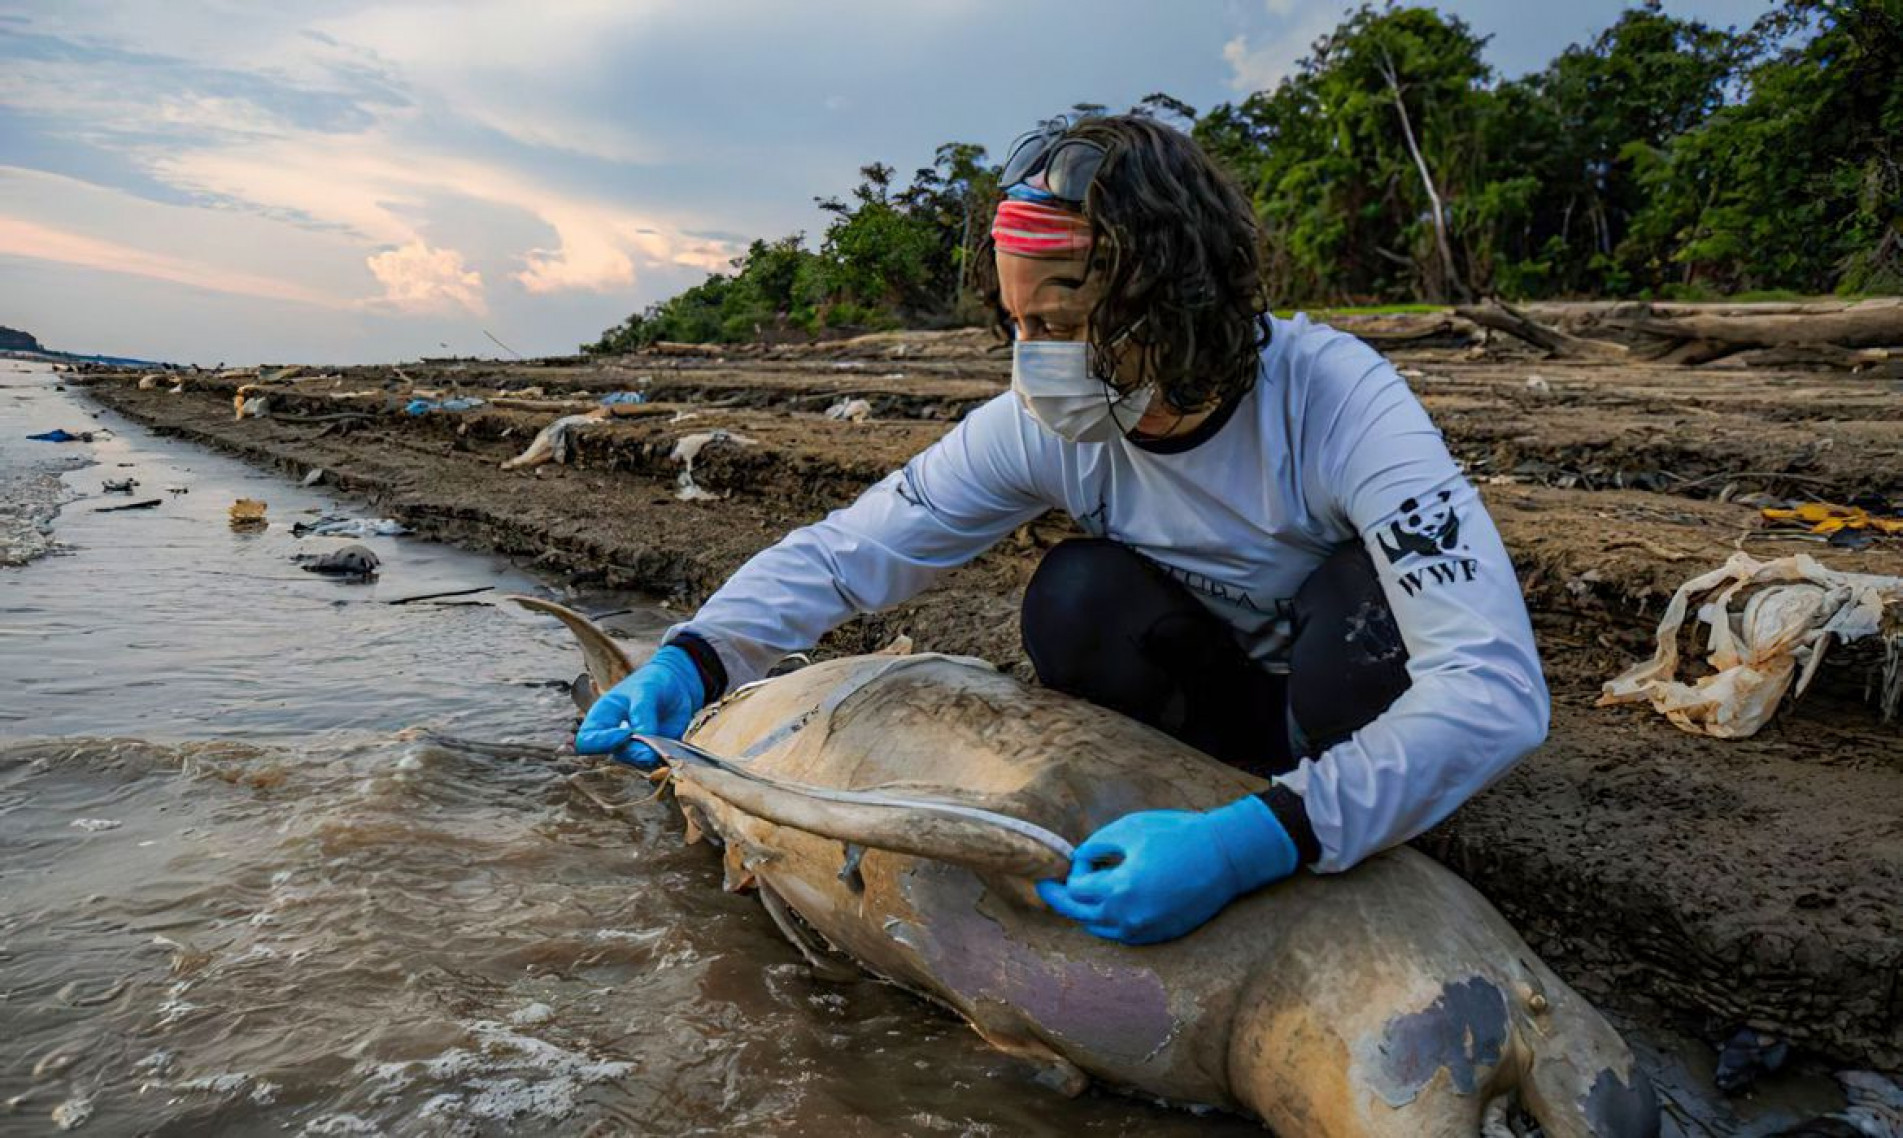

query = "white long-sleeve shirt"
668;314;1549;871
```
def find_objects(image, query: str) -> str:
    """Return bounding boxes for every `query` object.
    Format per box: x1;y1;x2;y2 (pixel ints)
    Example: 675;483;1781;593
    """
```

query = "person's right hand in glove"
574;645;706;768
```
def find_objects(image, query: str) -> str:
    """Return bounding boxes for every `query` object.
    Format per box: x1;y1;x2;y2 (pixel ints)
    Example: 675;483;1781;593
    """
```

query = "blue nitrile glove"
1036;796;1299;945
574;645;705;769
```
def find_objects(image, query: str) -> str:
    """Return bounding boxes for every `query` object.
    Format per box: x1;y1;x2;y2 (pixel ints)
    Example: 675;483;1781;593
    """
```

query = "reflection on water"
0;366;1256;1136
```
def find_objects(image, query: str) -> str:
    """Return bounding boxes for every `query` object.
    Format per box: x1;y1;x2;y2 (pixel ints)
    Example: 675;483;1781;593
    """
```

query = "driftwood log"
1328;315;1483;351
1454;299;1630;359
1603;298;1903;351
1453;297;1902;371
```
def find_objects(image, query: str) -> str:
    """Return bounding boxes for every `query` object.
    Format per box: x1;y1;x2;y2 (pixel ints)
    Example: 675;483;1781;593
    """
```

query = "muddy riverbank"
63;334;1903;1093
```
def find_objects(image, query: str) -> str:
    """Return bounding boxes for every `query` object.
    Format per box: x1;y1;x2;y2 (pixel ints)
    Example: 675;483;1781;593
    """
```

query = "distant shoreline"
1;348;168;369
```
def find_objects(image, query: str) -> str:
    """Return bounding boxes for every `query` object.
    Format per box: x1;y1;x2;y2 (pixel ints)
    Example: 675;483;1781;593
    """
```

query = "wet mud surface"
50;333;1903;1126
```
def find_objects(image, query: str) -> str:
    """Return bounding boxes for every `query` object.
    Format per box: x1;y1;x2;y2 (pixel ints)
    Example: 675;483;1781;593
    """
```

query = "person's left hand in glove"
1036;795;1299;945
573;644;705;769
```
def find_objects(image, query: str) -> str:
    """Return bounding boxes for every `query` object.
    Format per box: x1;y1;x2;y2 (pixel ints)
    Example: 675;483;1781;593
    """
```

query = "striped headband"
991;198;1093;259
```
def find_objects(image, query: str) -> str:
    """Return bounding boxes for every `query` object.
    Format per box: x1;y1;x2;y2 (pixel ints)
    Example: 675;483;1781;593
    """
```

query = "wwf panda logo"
1378;490;1462;564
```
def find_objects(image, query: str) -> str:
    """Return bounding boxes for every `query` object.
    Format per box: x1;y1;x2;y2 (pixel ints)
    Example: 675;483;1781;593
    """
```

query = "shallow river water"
0;364;1855;1136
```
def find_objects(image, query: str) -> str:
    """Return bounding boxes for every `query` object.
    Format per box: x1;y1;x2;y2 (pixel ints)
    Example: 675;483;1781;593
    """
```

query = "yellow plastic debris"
1761;502;1903;536
228;498;268;531
1599;552;1902;738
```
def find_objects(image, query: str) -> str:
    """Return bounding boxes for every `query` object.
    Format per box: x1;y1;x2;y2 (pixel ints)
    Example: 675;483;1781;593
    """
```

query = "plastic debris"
1599;552;1903;738
229;499;268;531
670;429;754;501
301;468;325;487
824;398;873;423
101;478;137;493
1762;501;1903;538
50;1092;93;1130
598;391;646;406
27;429;93;443
1714;1027;1789;1094
501;412;605;471
405;396;486;415
1835;1070;1903;1135
291;515;410;538
294;543;380;579
96;498;161;513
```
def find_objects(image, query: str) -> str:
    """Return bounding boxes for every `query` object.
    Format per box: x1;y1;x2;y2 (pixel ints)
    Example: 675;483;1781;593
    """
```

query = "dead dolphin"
514;596;1658;1137
294;542;381;579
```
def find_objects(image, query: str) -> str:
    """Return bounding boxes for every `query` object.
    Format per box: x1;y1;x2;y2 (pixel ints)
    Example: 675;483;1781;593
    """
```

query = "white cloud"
366;241;486;313
1221;2;1349;94
145;128;734;297
151;94;296;137
2;6;741;313
516;224;633;295
312;0;668;163
0;215;346;308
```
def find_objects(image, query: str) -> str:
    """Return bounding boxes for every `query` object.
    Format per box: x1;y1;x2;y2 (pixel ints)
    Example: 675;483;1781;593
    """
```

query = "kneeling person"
577;114;1548;946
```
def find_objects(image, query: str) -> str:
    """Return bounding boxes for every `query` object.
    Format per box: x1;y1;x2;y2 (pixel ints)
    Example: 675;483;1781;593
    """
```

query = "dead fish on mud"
515;595;1659;1137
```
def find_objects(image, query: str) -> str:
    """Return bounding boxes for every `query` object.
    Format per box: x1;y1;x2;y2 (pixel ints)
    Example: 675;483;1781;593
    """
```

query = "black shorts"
1021;538;1410;780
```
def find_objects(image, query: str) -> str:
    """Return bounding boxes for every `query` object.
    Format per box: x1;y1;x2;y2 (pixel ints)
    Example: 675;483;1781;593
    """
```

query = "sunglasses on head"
1000;119;1107;209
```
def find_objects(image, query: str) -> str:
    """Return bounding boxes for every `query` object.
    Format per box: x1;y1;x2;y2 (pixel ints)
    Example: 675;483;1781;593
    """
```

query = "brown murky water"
0;364;1858;1136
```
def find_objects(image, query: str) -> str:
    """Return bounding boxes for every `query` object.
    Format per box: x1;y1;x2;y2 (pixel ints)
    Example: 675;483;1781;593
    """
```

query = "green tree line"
585;0;1901;353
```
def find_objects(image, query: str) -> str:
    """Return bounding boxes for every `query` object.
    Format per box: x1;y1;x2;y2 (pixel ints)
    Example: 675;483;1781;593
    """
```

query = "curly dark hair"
981;115;1271;414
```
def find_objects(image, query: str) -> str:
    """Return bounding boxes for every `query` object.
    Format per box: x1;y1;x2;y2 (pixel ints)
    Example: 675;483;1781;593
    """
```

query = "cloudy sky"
1;1;1770;365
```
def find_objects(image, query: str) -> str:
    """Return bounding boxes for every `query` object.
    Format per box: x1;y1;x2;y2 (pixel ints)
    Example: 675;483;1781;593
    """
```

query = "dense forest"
585;0;1901;353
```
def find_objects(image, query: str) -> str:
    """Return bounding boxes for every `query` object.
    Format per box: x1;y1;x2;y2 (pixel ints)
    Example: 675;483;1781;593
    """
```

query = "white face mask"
1010;339;1153;443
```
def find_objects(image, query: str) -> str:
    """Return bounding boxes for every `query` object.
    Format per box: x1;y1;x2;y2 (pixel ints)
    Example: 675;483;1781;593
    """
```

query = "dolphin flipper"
506;595;637;697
